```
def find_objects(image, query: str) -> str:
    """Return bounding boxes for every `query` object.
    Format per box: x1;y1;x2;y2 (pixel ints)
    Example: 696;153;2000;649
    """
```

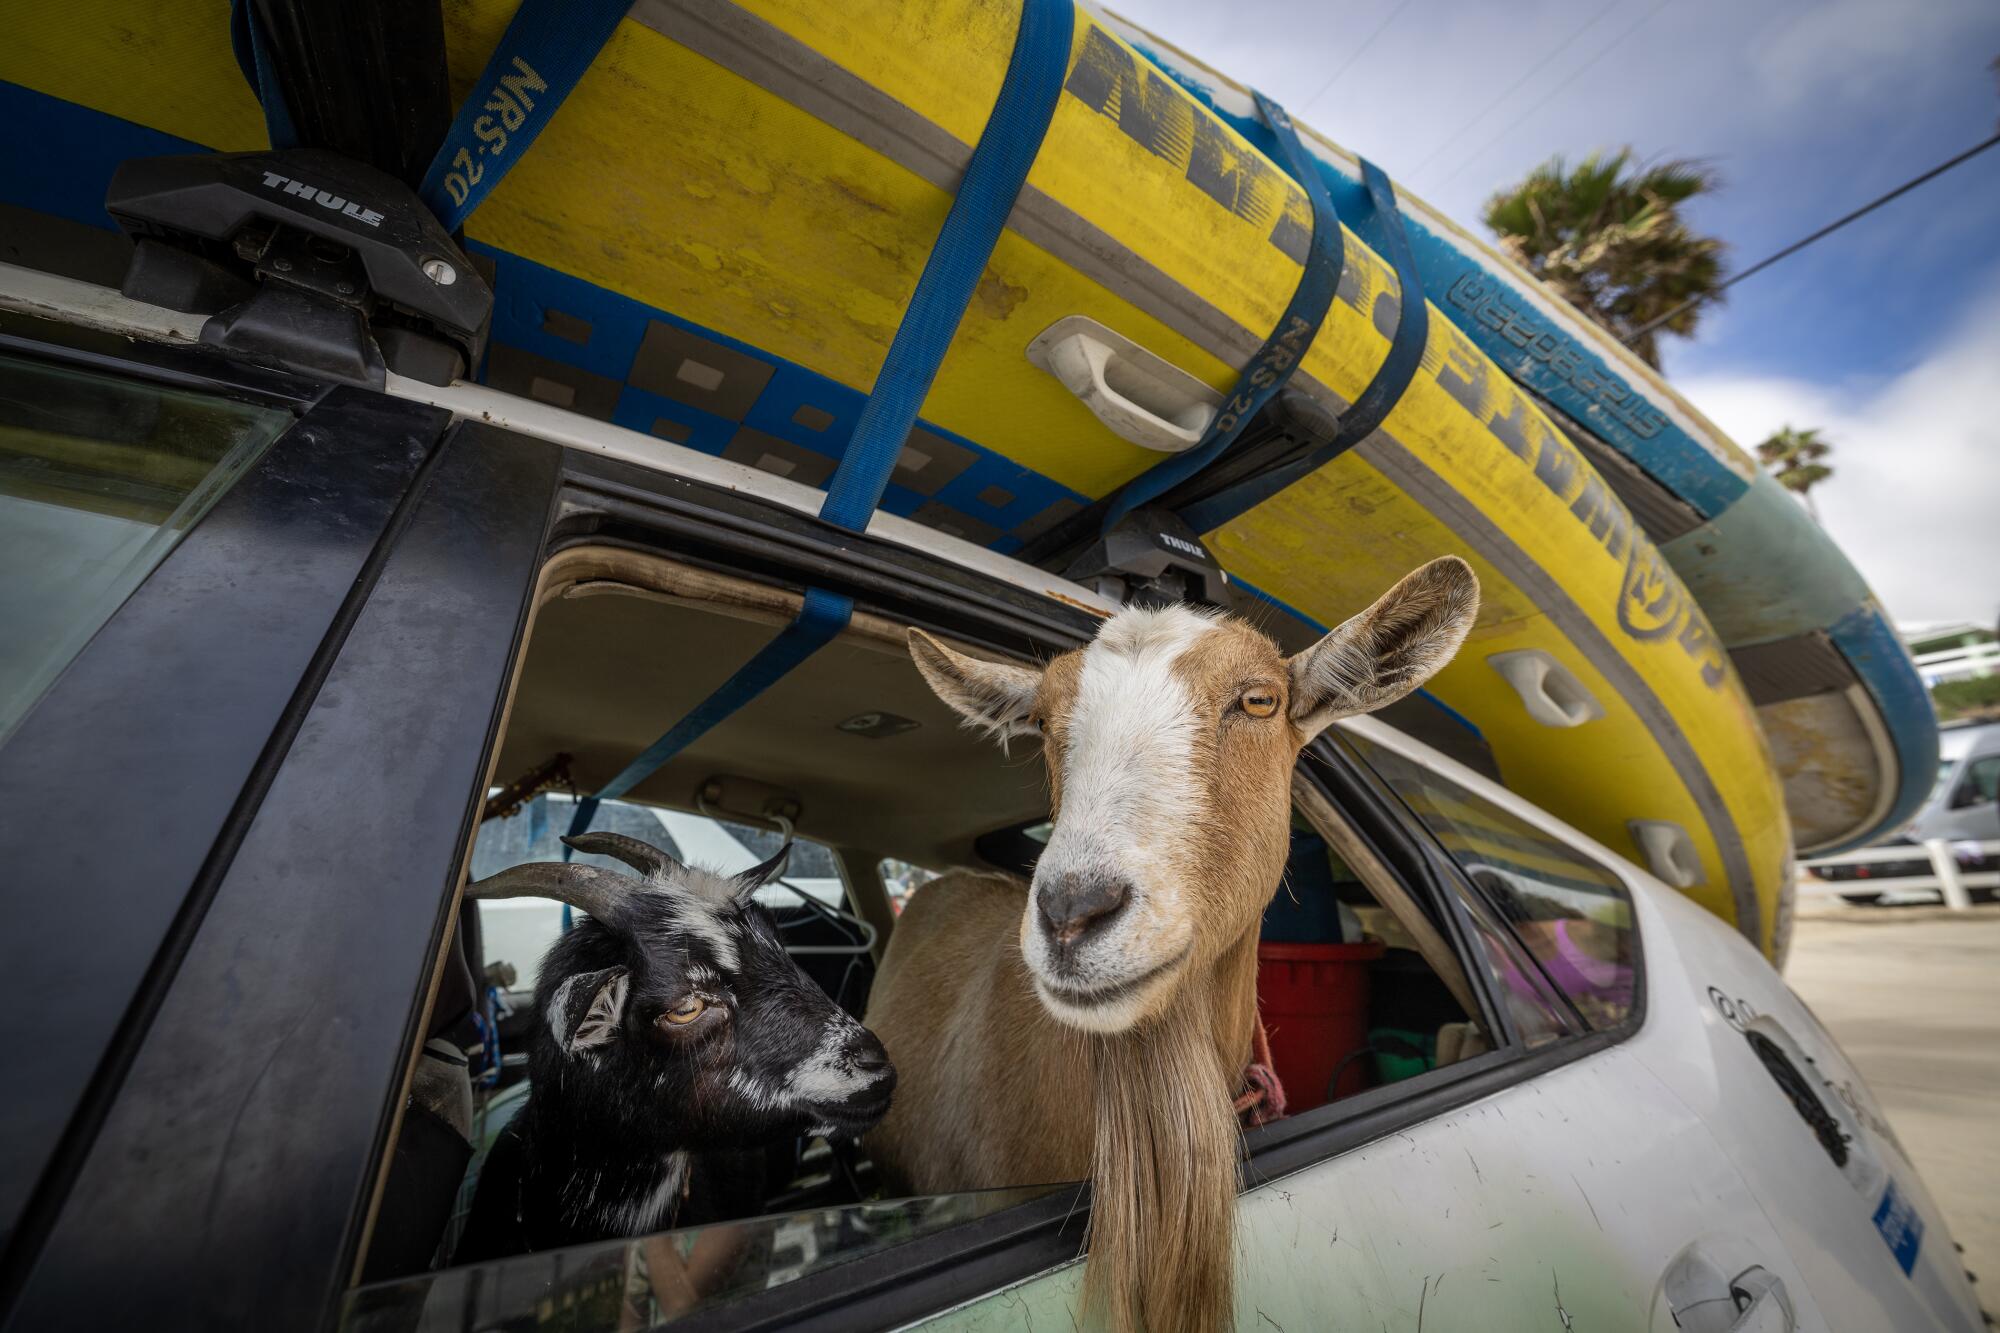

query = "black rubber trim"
0;307;325;408
1745;1031;1848;1168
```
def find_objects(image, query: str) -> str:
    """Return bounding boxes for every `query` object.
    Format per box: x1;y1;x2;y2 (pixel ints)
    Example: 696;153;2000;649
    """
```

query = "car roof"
1940;720;2000;761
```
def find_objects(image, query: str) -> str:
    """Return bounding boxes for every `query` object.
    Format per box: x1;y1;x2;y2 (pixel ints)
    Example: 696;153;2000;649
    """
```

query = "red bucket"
1255;939;1385;1113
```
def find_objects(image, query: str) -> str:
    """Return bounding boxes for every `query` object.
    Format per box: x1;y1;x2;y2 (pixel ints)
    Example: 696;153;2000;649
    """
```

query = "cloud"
1752;0;1997;111
1677;264;2000;627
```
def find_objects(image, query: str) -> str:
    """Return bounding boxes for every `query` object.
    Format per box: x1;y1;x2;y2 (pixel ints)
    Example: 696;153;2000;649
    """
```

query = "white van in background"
1912;721;2000;844
1803;720;2000;903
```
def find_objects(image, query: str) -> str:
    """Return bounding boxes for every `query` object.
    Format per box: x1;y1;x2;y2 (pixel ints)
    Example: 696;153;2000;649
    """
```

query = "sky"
1108;0;2000;627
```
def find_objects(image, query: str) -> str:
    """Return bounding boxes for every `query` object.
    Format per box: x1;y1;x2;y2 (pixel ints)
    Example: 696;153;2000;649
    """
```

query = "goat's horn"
729;841;792;897
560;832;683;880
467;862;641;923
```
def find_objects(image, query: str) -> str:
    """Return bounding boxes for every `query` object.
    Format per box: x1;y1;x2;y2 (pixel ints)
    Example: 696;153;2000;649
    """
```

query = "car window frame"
333;454;1657;1330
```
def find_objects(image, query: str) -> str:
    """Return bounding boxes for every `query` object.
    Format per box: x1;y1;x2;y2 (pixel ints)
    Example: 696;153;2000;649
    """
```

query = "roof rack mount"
106;147;492;388
1062;506;1229;609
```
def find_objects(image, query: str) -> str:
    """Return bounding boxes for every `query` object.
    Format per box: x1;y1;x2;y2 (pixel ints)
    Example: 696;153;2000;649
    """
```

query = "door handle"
1026;316;1219;453
1659;1245;1796;1333
1725;1266;1794;1332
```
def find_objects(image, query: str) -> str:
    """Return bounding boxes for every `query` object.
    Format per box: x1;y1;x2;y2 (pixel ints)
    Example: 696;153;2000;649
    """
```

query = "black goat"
453;832;896;1260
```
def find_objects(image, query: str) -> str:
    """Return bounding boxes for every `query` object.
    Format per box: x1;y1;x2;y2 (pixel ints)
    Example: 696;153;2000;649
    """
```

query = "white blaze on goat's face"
1025;607;1217;1030
908;556;1480;1035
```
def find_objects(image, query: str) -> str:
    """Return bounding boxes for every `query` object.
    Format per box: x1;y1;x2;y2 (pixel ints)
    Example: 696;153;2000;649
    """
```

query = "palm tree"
1755;426;1835;520
1483;150;1727;368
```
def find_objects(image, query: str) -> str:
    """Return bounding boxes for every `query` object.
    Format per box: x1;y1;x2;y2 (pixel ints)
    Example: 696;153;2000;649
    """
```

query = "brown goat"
865;557;1479;1333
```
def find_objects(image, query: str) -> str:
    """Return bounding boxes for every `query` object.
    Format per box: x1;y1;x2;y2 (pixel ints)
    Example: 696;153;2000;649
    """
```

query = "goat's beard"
1081;980;1247;1333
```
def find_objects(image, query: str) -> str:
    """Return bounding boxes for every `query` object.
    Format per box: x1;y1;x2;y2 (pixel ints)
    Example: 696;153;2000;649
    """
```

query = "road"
1786;898;2000;1292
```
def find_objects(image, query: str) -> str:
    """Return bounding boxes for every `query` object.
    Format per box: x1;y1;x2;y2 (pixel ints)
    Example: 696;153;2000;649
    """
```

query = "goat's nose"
1037;877;1131;948
849;1033;891;1076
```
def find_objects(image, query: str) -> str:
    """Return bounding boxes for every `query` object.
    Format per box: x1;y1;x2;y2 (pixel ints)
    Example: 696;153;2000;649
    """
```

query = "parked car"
1805;721;2000;904
0;281;1985;1331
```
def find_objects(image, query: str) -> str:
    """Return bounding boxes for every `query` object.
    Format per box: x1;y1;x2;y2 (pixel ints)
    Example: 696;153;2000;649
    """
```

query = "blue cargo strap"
1178;157;1429;534
565;0;1073;866
562;587;855;866
1098;90;1343;535
818;0;1075;528
415;0;631;232
230;0;629;233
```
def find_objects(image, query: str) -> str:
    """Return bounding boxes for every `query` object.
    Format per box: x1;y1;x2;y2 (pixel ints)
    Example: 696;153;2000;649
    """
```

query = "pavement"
1786;897;2000;1292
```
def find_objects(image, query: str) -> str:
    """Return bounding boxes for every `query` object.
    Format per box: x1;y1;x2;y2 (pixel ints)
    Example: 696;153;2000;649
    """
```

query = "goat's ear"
547;966;629;1055
1287;556;1479;736
729;841;790;899
907;629;1040;744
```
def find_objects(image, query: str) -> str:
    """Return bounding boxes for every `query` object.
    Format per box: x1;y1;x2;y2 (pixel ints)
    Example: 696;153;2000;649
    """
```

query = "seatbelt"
1096;91;1343;535
818;0;1075;527
1177;158;1428;534
564;0;1073;861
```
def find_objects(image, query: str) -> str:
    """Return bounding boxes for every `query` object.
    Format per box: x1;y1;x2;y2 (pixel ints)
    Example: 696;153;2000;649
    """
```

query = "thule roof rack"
107;148;491;387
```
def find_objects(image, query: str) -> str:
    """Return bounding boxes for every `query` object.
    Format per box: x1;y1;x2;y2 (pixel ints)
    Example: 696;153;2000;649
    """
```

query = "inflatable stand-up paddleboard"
1103;18;1934;860
0;0;1855;958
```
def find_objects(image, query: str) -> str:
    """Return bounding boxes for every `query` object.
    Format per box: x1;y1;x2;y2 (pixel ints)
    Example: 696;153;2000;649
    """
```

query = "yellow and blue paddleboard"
0;0;1799;955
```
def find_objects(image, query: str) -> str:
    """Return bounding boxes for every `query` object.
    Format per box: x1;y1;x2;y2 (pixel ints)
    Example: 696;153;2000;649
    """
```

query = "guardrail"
1912;640;2000;685
1798;839;2000;910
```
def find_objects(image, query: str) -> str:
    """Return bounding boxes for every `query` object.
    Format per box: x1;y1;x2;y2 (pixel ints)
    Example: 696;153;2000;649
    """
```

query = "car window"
0;353;290;741
1344;733;1639;1031
1453;885;1578;1045
1951;755;2000;808
878;856;940;914
356;543;1513;1332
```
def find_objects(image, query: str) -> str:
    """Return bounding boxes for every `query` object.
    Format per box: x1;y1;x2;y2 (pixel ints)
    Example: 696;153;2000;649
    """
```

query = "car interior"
352;545;1493;1313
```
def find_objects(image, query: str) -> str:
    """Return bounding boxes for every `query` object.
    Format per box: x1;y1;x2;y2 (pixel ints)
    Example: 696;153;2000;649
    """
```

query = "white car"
1914;722;2000;845
1;266;1982;1332
1804;720;2000;904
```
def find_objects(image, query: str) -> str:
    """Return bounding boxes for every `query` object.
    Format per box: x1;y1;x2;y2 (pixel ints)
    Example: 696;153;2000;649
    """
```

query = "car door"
0;312;560;1320
1631;850;1986;1331
915;723;1824;1332
0;327;453;1269
1341;721;1983;1332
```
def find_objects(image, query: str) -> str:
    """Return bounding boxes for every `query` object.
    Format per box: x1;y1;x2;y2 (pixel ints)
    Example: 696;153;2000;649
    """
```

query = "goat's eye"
662;997;707;1025
1240;691;1280;718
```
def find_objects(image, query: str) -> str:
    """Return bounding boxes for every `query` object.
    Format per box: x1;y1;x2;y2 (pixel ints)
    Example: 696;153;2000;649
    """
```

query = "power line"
1295;0;1416;117
1401;0;1629;181
1430;0;1677;191
1621;128;2000;345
